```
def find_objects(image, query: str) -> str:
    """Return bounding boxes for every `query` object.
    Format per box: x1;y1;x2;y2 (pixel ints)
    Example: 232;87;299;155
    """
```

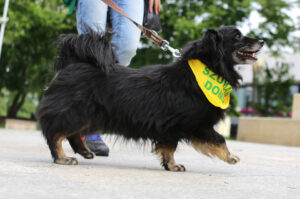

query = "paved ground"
0;129;300;199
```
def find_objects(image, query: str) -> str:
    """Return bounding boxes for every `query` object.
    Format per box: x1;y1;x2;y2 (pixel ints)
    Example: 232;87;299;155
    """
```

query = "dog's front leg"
190;128;240;164
153;143;186;172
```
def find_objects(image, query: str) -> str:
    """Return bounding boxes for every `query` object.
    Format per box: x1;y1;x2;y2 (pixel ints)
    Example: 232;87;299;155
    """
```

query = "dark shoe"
85;140;109;156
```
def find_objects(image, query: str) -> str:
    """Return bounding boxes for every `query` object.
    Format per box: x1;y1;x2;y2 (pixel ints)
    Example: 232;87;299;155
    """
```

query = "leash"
101;0;181;58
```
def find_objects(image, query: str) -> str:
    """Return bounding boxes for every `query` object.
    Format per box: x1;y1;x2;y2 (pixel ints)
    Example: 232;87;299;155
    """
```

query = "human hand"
149;0;161;14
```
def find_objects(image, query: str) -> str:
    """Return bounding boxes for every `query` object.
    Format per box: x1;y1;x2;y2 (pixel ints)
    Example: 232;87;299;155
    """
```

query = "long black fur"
37;26;262;162
54;31;118;74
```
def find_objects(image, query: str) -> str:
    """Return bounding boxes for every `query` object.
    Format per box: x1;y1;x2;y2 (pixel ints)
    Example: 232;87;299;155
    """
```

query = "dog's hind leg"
153;143;186;172
190;128;239;164
48;133;78;165
67;133;94;159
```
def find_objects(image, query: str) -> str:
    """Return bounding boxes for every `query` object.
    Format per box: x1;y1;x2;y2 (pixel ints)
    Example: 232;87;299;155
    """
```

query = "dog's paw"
79;151;94;159
227;154;240;165
167;164;186;172
55;157;78;165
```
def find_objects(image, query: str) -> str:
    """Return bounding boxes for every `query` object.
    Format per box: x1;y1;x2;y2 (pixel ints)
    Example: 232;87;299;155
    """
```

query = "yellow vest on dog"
188;59;232;109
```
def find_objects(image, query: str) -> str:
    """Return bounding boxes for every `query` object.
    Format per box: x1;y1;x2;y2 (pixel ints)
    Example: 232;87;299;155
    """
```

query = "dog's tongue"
240;51;255;58
244;52;255;57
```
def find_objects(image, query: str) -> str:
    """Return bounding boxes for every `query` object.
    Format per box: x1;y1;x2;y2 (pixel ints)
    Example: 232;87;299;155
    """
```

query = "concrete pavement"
0;129;300;199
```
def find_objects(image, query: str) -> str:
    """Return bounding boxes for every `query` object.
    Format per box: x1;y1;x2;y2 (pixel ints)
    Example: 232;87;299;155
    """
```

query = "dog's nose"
258;40;264;47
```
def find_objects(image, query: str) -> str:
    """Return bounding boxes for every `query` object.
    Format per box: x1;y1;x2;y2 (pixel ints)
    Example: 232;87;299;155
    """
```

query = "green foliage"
248;0;296;51
17;95;37;119
4;91;37;119
0;89;8;116
227;92;241;117
253;63;295;117
132;0;297;66
0;0;76;118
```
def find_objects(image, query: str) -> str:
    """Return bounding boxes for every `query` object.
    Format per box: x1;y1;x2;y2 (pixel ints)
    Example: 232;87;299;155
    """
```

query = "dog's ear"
203;29;224;54
181;29;224;60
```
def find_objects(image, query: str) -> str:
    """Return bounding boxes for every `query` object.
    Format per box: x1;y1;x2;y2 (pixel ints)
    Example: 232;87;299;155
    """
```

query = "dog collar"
188;59;232;109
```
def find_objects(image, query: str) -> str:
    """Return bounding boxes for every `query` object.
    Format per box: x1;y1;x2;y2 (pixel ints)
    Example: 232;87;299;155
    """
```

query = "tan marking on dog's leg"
54;135;78;165
154;144;185;172
56;136;66;158
190;137;240;164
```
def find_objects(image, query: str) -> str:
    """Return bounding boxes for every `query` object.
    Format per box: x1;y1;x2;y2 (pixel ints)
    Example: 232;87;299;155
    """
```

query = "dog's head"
182;26;264;65
182;26;264;87
218;26;264;65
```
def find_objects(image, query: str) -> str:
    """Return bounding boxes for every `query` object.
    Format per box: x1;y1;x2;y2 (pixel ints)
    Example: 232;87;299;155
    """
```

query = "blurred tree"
132;0;297;66
253;63;295;117
227;92;241;117
0;0;75;118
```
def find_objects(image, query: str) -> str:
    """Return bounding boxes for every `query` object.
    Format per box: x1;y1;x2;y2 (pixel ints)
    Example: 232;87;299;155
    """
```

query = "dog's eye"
235;34;241;40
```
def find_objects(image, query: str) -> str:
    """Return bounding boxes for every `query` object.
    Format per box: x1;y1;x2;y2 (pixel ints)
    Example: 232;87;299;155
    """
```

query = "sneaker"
84;134;109;156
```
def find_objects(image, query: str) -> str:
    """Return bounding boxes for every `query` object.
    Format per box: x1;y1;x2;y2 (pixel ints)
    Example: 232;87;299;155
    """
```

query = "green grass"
0;121;5;128
225;136;237;141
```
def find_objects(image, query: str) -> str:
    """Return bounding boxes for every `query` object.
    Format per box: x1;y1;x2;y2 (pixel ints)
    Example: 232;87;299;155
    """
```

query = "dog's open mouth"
237;50;259;60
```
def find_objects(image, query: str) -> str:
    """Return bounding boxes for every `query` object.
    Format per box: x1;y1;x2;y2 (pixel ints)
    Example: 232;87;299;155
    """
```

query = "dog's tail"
54;29;118;74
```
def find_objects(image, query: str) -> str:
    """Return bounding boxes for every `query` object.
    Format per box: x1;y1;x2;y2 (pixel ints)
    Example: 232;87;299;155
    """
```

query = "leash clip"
161;40;182;58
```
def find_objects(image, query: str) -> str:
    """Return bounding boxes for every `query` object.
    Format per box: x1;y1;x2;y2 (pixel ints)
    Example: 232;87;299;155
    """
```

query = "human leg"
76;0;110;156
84;134;109;156
109;0;144;66
76;0;108;34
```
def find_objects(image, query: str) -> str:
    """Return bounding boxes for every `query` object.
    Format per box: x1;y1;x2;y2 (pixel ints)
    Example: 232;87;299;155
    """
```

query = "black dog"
37;26;263;171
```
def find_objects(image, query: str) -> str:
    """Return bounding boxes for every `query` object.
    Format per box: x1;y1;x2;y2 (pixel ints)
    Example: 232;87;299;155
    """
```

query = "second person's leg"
76;0;108;34
76;0;110;156
109;0;144;66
